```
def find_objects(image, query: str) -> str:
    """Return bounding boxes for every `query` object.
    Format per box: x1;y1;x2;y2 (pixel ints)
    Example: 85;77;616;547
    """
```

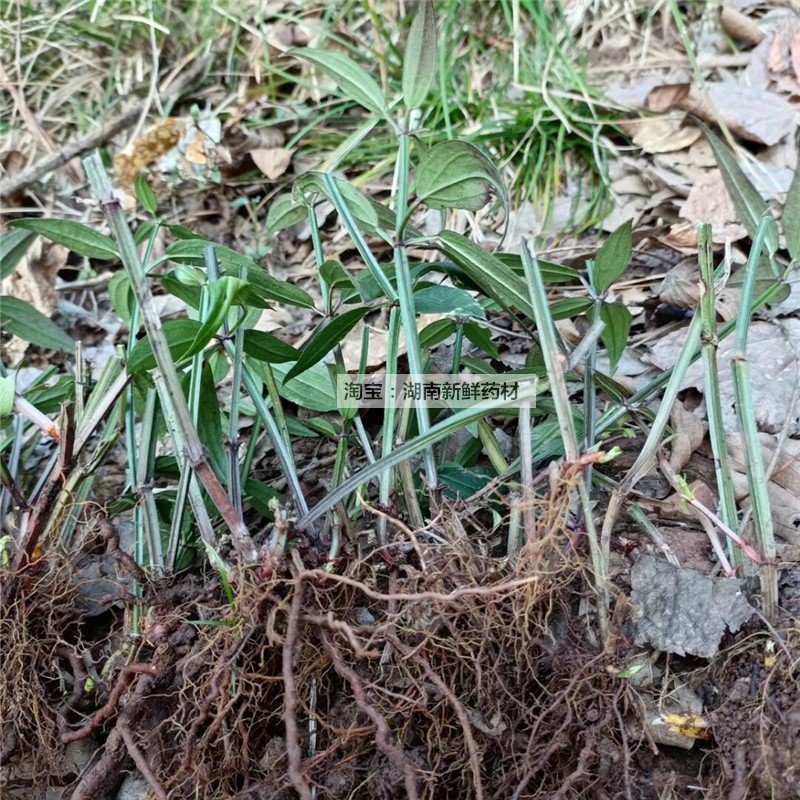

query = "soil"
2;476;798;800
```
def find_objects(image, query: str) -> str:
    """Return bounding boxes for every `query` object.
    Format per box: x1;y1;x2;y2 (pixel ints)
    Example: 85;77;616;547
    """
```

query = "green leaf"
283;306;370;384
438;462;494;499
165;240;314;308
599;301;632;374
266;192;307;235
0;296;74;352
167;223;204;240
242;330;300;364
127;318;202;373
402;0;437;109
109;271;135;327
0;229;36;280
134;174;158;216
185;276;249;360
135;220;159;244
593;220;632;293
464;322;500;358
245;267;313;308
703;125;779;255
292;47;387;117
196;360;227;480
9;219;118;260
416;141;506;212
419;318;456;349
594;372;632;403
549;297;593;320
0;374;15;420
165;239;252;270
294;173;379;232
23;374;74;414
243;478;281;518
160;272;203;310
783;160;800;261
267;361;338;412
497;253;579;283
320;259;355;290
438;230;535;320
413;285;485;318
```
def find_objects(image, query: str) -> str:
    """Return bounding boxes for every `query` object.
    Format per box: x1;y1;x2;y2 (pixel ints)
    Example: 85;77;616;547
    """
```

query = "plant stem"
83;152;257;564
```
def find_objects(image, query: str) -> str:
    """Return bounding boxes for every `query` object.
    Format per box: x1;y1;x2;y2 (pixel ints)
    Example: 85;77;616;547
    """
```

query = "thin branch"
0;58;207;198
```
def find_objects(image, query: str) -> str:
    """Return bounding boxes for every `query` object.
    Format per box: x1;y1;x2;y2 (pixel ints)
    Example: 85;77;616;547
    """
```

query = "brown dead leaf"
669;399;707;473
720;6;764;47
645;318;800;435
790;29;800;78
251;147;295;180
645;81;795;146
661;223;701;252
727;431;800;546
768;26;790;73
645;84;691;113
655;258;701;307
626;112;701;155
265;19;322;52
678;169;749;243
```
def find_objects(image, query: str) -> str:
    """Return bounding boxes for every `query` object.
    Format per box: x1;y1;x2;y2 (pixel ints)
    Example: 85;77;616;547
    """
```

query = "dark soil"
2;476;798;800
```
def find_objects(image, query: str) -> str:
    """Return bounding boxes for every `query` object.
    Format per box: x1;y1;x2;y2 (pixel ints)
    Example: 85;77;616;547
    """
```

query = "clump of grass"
281;0;619;229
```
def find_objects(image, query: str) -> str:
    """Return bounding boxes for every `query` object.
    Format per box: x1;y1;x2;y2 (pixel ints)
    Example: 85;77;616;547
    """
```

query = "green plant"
277;0;620;229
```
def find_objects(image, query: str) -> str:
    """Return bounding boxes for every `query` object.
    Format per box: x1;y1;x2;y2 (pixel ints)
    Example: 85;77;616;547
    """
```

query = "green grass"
1;0;619;230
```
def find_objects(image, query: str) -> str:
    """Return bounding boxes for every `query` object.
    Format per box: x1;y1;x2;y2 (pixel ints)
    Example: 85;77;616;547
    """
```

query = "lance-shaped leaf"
703;125;779;255
593;220;632;293
9;219;118;260
127;318;202;373
402;0;437;109
0;374;15;420
420;318;456;349
413;284;485;318
109;271;135;326
268;361;338;412
599;301;632;374
437;230;535;319
134;174;158;216
0;229;37;280
165;240;314;308
464;322;499;357
292;48;387;117
549;297;593;320
283;306;370;384
266;192;307;235
294;172;380;231
416;141;506;211
0;296;74;352
184;276;249;360
196;360;227;479
242;330;300;364
783;159;800;262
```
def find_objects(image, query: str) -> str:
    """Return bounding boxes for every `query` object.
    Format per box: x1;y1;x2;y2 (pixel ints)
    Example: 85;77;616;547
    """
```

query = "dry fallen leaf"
669;399;707;473
727;431;800;546
678;169;749;243
644;319;800;435
645;81;795;147
624;111;701;155
251;147;296;180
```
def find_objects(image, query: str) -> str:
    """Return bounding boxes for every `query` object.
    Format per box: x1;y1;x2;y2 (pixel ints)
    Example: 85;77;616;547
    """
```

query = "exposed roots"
3;493;796;799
